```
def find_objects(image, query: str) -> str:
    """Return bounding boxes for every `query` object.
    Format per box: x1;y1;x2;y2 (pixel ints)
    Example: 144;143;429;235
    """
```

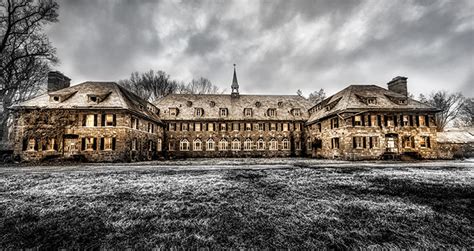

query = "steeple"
231;64;239;98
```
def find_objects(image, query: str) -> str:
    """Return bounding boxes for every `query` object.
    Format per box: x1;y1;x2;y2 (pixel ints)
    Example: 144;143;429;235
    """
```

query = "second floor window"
85;114;96;127
258;123;264;131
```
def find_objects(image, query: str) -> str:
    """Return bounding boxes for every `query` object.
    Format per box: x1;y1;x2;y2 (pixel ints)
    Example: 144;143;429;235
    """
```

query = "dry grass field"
0;159;473;249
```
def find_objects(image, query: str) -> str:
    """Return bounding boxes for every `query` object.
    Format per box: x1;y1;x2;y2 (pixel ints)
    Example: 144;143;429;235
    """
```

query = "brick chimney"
47;71;70;92
387;76;408;97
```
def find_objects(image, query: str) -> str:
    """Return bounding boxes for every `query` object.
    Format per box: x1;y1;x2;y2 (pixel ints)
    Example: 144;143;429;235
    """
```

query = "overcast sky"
46;0;474;97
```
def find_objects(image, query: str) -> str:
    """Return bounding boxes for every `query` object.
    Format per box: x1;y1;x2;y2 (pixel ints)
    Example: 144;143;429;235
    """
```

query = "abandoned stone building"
10;69;442;162
11;72;165;162
153;67;312;158
305;77;440;160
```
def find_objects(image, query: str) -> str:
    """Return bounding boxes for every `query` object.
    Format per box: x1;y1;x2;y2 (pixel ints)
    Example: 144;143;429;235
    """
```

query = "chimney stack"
387;76;408;96
47;71;70;92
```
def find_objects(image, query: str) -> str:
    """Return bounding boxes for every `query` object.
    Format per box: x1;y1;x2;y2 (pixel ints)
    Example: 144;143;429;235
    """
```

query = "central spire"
231;64;239;98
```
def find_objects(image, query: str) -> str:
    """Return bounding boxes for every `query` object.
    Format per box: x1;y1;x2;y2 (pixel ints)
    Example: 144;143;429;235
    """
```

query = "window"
295;123;301;131
85;114;96;127
27;138;36;151
244;138;253;151
232;139;241;151
307;138;312;151
267;109;276;117
85;137;96;150
193;139;202;151
219;139;229;151
269;139;278;151
220;123;227;131
233;123;239;131
292;109;301;116
169;140;176;151
419;116;426;126
169;123;176;131
331;138;340;149
132;138;137;151
295;141;301;151
317;123;322;132
180;139;190;151
244;108;252;117
282;123;288;131
131;117;139;129
208;123;214;132
369;136;379;148
255;101;261;107
420;136;431;148
278;101;283;108
46;138;56;151
245;123;252;131
367;98;377;105
220;108;228;117
157;139;162;151
181;123;188;131
209;101;216;107
330;118;339;129
403;115;410;126
353;137;364;149
102;114;114;127
88;95;98;103
195;108;204;117
169;108;179;116
258;123;264;131
270;123;276;131
103;137;113;150
354;115;362;126
52;96;60;102
195;123;201;131
402;136;414;148
257;139;265;150
282;138;290;150
148;123;155;133
207;139;215;151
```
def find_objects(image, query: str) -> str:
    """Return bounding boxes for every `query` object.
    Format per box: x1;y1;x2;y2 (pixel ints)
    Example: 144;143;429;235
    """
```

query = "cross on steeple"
231;64;239;98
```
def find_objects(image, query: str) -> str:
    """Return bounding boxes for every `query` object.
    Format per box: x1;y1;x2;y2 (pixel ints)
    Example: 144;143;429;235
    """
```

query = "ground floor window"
331;138;339;149
420;136;431;148
402;136;414;148
269;139;278;151
169;141;176;151
232;139;240;151
219;139;228;151
295;141;301;151
46;138;57;151
369;136;379;148
306;138;312;151
207;139;215;151
157;138;162;151
27;138;36;151
353;136;365;149
82;137;97;151
132;138;137;151
257;139;265;150
180;139;190;151
244;139;252;151
101;137;115;150
282;138;290;150
194;139;202;151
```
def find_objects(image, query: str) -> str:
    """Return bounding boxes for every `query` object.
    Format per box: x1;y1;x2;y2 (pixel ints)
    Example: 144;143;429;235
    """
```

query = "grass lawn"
0;159;473;249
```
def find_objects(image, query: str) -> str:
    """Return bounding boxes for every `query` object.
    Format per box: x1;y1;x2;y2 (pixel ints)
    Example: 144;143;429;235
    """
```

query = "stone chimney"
387;76;408;96
47;71;70;92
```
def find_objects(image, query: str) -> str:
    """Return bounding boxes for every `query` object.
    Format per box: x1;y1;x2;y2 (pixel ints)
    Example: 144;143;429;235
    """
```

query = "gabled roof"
10;81;162;123
307;85;439;125
153;93;312;121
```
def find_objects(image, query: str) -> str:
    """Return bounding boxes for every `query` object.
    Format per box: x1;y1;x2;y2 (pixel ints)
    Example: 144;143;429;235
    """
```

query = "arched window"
244;138;253;151
257;138;265;150
180;139;189;151
193;139;202;151
282;138;290;150
232;139;241;151
269;138;278;151
207;138;215;151
219;138;228;151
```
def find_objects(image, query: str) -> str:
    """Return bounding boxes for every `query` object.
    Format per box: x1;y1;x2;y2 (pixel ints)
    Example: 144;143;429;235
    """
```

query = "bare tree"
456;97;474;127
308;89;326;104
0;0;59;143
421;91;465;131
296;89;303;97
118;70;179;102
178;77;221;95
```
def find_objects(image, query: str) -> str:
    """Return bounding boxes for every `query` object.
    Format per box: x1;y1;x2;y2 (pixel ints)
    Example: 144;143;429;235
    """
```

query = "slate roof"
153;94;312;121
10;82;162;123
307;85;439;125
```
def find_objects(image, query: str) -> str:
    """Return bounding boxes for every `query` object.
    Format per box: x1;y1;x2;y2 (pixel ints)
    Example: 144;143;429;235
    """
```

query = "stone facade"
10;71;442;162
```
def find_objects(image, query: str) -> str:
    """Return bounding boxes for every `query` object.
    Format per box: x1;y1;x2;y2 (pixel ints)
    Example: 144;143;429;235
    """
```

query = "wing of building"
9;69;443;162
10;76;164;162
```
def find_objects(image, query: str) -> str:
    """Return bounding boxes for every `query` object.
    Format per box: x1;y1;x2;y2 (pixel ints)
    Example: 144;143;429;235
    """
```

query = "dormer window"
292;109;301;116
255;101;261;108
186;101;193;107
325;106;331;111
169;108;179;116
156;109;160;115
210;101;216;107
367;98;377;105
51;96;60;102
244;108;252;117
88;95;98;103
267;108;276;117
195;108;204;117
219;108;228;117
278;101;283;108
398;99;407;105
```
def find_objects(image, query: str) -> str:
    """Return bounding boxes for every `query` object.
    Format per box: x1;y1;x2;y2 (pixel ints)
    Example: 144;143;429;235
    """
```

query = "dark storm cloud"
47;0;473;97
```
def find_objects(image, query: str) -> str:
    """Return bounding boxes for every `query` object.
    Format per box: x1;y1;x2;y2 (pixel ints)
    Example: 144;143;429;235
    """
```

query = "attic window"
88;96;98;103
255;101;261;108
367;98;377;105
278;101;283;108
210;101;216;107
219;108;228;117
52;96;60;102
292;109;301;116
186;101;193;107
244;108;252;117
169;108;179;116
